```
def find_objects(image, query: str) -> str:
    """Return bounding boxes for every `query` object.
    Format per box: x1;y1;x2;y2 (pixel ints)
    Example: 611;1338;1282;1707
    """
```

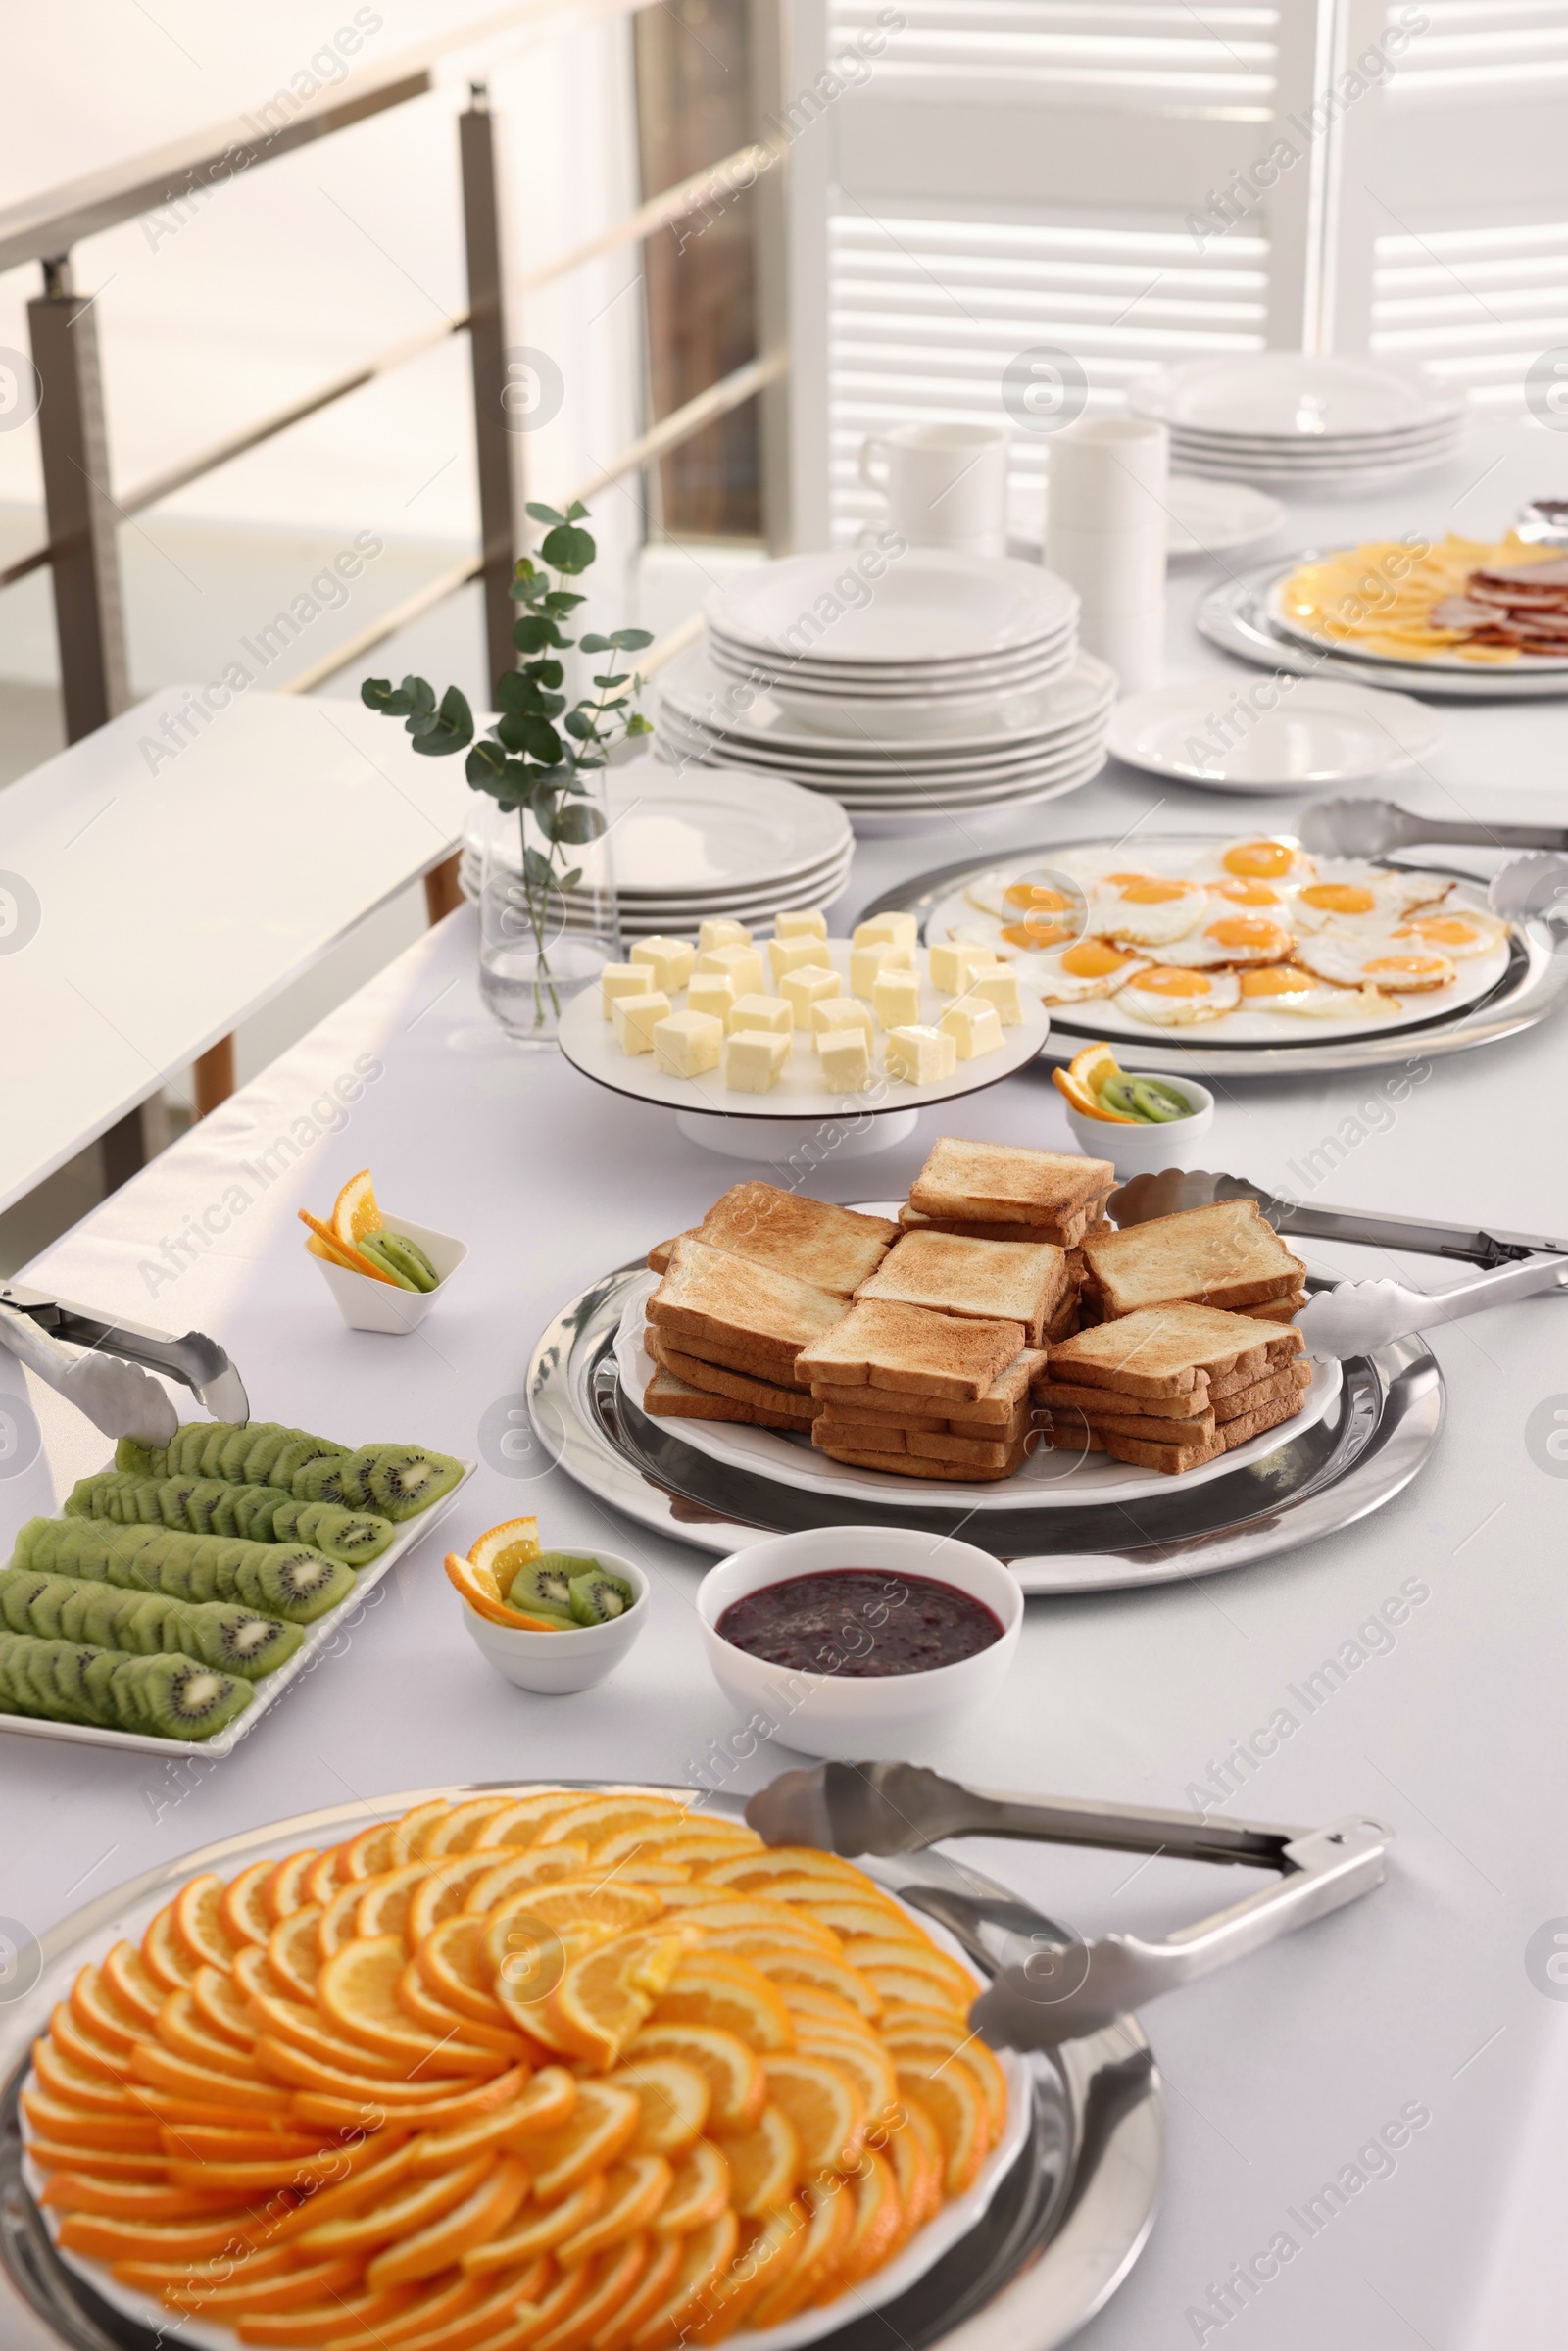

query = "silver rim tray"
0;1783;1161;2351
529;1267;1444;1593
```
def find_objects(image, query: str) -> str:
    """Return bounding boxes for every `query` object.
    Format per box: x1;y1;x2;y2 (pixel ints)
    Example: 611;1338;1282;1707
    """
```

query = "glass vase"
476;780;621;1048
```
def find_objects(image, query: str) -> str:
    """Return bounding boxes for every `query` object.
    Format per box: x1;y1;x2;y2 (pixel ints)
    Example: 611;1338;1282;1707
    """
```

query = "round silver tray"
0;1782;1161;2351
528;1265;1444;1593
1198;555;1568;700
864;837;1568;1076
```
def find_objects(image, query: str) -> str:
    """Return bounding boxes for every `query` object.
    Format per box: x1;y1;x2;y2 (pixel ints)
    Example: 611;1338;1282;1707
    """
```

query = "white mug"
859;423;1010;555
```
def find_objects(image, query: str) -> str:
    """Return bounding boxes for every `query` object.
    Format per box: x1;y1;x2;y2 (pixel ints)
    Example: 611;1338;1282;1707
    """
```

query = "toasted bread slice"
1035;1375;1210;1420
904;1426;1026;1471
811;1348;1041;1421
854;1230;1067;1347
815;1442;1028;1483
656;1328;812;1391
1243;1291;1307;1324
648;1235;685;1274
1099;1428;1224;1476
642;1364;808;1432
1206;1329;1305;1397
909;1137;1116;1228
1219;1391;1307;1450
1038;1421;1107;1455
1211;1361;1311;1424
815;1416;906;1453
1048;1303;1294;1399
1053;1401;1217;1448
648;1235;846;1367
1078;1201;1305;1319
815;1401;1030;1445
647;1336;818;1422
899;1203;1110;1249
685;1183;898;1298
797;1298;1026;1404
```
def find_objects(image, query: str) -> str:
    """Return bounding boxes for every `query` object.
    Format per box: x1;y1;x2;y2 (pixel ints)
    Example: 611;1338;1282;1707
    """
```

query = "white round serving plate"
1165;478;1285;560
557;938;1052;1123
1132;354;1463;438
1200;562;1568;700
6;1788;1038;2351
539;761;854;892
707;552;1078;664
615;1276;1341;1513
659;646;1115;757
926;839;1513;1048
1263;572;1568;676
655;721;1110;790
705;623;1076;687
1165;427;1464;466
1106;679;1446;790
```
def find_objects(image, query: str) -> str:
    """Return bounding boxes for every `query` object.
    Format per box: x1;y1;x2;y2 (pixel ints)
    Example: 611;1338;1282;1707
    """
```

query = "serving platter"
528;1264;1444;1594
1263;573;1568;675
862;842;1568;1076
0;1782;1162;2351
0;1467;471;1756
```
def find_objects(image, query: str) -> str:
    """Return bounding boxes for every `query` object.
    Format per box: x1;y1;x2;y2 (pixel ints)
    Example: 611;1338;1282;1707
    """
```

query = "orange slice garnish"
696;1848;874;1896
537;2233;655;2351
443;1549;560;1630
297;1206;396;1284
722;2101;801;2216
556;2154;675;2264
406;2066;579;2176
605;2055;711;2157
732;1943;881;2019
538;1927;695;2068
463;2172;608;2272
760;2053;865;2174
216;1862;272;1950
624;2206;739;2351
626;2023;764;2136
316;1936;503;2076
841;1936;977;2004
366;2152;530;2289
893;2057;990;2195
750;2179;851;2327
653;1953;795;2053
841;2145;905;2283
332;1167;382;1246
526;2080;644;2202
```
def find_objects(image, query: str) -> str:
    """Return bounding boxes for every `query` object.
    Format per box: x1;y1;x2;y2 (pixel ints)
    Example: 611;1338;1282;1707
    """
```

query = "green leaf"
578;633;612;654
534;660;564;690
361;675;423;716
521;845;555;887
544;592;586;612
495;710;564;763
559;866;583;888
525;502;565;526
512;613;563;655
551;800;607;845
408;683;473;755
540;522;596;575
466;738;508;781
564;709;595;741
591;673;631;690
626;712;654;736
565;500;590;521
608;628;655;651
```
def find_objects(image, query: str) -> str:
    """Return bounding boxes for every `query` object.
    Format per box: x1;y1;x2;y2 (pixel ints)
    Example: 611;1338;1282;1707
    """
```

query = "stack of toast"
898;1135;1114;1249
1036;1304;1310;1475
800;1300;1044;1482
1077;1199;1305;1328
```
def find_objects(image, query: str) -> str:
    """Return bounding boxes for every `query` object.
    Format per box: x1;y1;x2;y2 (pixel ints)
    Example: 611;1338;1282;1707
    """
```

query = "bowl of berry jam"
696;1525;1020;1758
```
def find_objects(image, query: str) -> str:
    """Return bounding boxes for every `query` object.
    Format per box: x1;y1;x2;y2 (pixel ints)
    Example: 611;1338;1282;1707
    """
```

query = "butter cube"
612;990;671;1054
930;939;992;995
698;944;765;1000
769;933;826;983
871;967;922;1031
811;998;873;1045
653;1009;724;1078
886;1024;957;1085
724;1029;791;1094
781;964;841;1029
687;973;737;1023
964;966;1023;1025
602;963;653;1019
630;936;695;993
940;1000;1004;1060
729;993;793;1041
851;941;913;999
699;917;752;954
819;1031;872;1093
775;908;827;941
854;912;918;952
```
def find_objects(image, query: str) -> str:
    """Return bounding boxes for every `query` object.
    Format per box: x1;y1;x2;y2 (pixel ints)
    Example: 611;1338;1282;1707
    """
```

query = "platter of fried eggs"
926;835;1514;1046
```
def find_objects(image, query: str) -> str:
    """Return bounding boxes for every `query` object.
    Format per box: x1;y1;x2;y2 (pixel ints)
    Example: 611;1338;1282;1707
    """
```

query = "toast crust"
642;1364;808;1432
688;1183;898;1297
647;1335;819;1421
855;1230;1067;1347
798;1298;1027;1403
648;1235;846;1364
814;1441;1028;1483
909;1136;1115;1225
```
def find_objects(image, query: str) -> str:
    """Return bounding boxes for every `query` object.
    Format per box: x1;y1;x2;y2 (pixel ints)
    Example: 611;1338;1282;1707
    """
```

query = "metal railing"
0;0;790;1176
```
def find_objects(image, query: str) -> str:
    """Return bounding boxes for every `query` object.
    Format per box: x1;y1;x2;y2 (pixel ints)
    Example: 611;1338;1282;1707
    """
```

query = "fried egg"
1154;914;1297;967
1117;966;1242;1024
1295;938;1458;993
1026;939;1152;1002
1387;910;1507;959
1239;964;1400;1020
1083;873;1208;945
1291;861;1453;932
1188;837;1315;887
1205;876;1292;910
963;867;1085;943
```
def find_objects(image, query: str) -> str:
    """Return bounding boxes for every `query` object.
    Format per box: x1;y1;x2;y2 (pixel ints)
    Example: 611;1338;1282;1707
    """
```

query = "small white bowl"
311;1212;468;1335
462;1551;649;1694
1064;1074;1215;1180
696;1526;1020;1761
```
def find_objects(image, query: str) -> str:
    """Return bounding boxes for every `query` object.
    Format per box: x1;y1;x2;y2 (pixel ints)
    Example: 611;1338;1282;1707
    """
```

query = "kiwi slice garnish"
237;1547;355;1623
362;1445;464;1521
567;1567;637;1626
510;1551;596;1617
376;1233;440;1292
356;1233;420;1291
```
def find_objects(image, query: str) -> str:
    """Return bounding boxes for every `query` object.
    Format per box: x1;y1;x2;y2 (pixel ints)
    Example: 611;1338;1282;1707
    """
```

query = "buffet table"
4;422;1567;2350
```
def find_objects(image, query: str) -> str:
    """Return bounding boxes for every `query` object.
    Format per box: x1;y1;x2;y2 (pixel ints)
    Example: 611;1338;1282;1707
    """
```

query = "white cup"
1044;416;1169;690
1044;416;1170;533
859;423;1010;555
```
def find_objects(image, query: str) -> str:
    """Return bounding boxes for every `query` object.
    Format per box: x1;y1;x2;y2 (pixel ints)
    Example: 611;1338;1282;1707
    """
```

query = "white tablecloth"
4;422;1568;2351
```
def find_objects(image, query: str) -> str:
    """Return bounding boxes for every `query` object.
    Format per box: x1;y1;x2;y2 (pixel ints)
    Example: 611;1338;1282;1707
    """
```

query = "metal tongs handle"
748;1762;1392;2046
0;1284;249;1423
1106;1168;1568;1268
1298;797;1568;857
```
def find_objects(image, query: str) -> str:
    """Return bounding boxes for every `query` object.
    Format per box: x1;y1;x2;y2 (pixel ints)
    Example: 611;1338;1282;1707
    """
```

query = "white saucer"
1166;478;1286;561
1106;679;1446;791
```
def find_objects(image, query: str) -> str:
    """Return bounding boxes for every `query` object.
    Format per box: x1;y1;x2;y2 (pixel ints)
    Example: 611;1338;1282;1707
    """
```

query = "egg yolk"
1116;879;1193;905
1003;883;1066;912
1138;967;1213;996
1396;917;1475;946
1241;965;1317;997
1301;884;1376;914
1003;919;1073;948
1059;942;1131;978
1364;955;1447;980
1204;918;1293;954
1222;841;1295;878
1211;878;1282;905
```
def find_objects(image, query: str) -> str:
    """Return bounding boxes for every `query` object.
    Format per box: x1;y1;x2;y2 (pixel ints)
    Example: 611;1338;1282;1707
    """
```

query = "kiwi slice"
356;1233;419;1291
241;1426;294;1485
115;1439;165;1480
283;1500;393;1567
293;1451;365;1508
509;1551;595;1617
216;1428;259;1484
206;1611;303;1677
567;1568;637;1626
123;1653;252;1740
363;1445;465;1521
235;1546;354;1623
376;1233;440;1292
270;1433;351;1491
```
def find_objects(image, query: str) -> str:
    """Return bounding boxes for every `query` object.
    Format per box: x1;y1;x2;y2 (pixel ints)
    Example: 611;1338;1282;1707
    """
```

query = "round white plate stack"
1131;355;1466;490
459;759;854;939
654;640;1116;836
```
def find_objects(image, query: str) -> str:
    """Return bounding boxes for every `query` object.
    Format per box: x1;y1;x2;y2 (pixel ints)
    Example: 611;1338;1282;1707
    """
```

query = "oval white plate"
1264;574;1568;675
1106;679;1446;790
1166;478;1285;561
707;550;1077;663
617;1277;1342;1510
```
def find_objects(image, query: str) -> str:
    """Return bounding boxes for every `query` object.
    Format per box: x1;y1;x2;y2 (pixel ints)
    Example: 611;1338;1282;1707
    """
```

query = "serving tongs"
748;1762;1390;2048
0;1283;248;1445
1107;1169;1568;1359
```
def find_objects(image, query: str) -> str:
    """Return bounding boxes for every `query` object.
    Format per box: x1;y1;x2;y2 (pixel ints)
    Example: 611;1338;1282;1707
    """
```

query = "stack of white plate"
1131;355;1466;489
458;759;855;939
704;548;1079;735
654;641;1115;834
